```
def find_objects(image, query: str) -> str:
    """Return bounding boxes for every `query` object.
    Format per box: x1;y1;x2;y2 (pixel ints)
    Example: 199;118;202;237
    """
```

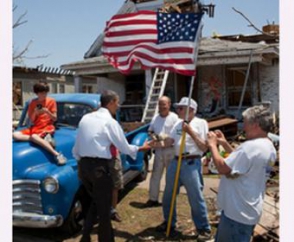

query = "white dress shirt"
72;107;139;160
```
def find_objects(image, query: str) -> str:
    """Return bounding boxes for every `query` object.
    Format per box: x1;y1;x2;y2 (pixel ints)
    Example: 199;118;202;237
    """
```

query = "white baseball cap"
174;97;198;111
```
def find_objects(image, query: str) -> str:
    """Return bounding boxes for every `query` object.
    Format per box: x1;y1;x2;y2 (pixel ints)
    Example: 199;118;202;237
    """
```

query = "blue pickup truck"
13;93;150;234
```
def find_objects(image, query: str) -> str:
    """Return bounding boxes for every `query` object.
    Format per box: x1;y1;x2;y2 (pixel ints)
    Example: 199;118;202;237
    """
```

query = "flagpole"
166;75;195;237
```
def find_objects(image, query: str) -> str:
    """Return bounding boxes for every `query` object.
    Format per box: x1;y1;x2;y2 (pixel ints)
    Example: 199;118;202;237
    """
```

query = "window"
82;85;93;93
59;84;65;93
51;83;65;94
226;67;252;107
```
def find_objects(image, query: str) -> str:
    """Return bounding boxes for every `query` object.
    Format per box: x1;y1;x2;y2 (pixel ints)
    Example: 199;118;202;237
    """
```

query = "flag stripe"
103;39;157;47
105;29;157;38
106;19;157;29
103;10;202;76
118;51;194;66
104;44;193;57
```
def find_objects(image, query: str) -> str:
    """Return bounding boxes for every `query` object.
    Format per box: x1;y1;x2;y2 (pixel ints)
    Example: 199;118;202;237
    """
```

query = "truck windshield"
56;103;93;127
19;102;93;128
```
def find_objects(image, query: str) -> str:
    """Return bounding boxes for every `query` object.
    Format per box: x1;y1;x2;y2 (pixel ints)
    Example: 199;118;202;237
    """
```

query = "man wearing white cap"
154;97;212;241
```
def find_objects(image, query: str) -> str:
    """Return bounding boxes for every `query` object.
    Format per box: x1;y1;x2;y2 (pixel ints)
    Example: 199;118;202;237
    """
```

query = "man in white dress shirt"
72;90;150;242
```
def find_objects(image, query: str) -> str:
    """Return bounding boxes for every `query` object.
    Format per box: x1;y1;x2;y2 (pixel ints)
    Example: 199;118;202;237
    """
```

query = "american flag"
102;10;203;76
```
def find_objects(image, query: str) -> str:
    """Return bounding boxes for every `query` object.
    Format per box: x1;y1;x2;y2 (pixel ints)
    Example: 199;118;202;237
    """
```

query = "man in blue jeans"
152;97;212;241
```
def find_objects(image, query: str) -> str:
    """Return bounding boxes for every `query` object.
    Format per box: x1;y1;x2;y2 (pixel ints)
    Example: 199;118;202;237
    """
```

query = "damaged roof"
61;37;279;75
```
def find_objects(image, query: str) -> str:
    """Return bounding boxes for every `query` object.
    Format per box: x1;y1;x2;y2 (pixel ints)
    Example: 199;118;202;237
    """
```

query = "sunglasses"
176;106;185;111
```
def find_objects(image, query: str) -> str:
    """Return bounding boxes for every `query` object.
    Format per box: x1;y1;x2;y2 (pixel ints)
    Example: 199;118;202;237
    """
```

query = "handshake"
148;131;168;141
148;131;171;148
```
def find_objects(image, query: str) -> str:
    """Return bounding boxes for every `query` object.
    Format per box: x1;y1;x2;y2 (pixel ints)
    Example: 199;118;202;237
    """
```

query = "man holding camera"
13;81;67;165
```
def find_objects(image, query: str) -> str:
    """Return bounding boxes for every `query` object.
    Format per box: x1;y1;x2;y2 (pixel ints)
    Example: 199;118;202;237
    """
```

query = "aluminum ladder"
141;68;169;123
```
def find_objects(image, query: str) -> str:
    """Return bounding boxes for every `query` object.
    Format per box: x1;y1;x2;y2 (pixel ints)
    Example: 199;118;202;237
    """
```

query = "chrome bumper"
13;212;63;228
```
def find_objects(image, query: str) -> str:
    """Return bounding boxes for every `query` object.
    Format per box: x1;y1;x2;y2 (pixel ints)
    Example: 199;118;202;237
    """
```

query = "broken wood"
208;117;238;137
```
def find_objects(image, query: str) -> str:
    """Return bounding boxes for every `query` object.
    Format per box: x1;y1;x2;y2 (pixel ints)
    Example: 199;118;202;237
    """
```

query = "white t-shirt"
217;138;277;225
170;116;208;156
148;111;178;156
72;107;139;160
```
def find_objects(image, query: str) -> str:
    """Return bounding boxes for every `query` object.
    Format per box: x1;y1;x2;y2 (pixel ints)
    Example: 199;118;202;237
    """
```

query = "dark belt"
175;155;202;160
81;157;110;162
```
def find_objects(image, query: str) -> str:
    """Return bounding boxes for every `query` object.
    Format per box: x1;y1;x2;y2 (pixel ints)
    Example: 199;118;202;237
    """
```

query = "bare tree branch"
13;40;33;61
13;5;50;64
232;7;276;37
13;39;50;63
25;54;51;60
13;8;28;29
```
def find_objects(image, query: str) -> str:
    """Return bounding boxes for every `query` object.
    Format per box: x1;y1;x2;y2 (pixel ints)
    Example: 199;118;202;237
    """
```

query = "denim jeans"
215;211;255;242
162;158;211;231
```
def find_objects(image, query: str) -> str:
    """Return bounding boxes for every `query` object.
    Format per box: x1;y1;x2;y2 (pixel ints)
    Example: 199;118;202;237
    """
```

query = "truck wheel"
60;186;91;235
135;152;150;182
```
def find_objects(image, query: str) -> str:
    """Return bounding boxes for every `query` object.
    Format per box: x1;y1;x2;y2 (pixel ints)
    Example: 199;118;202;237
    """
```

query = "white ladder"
141;68;169;123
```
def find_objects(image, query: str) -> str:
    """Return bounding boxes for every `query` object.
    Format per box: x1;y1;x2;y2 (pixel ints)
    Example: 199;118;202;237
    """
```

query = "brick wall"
259;61;279;114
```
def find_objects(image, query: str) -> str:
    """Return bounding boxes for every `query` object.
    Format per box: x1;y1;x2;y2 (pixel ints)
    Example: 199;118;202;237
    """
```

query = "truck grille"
13;180;43;214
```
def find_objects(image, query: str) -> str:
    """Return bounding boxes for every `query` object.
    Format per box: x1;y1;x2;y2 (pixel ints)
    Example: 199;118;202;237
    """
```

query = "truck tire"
60;186;91;235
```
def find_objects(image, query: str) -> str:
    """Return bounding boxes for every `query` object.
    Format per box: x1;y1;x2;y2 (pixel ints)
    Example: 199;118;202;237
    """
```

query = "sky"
13;0;279;69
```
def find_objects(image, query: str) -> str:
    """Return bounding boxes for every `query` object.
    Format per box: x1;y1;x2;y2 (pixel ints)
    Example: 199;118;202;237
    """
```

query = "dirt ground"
13;179;218;242
64;184;218;242
13;162;279;242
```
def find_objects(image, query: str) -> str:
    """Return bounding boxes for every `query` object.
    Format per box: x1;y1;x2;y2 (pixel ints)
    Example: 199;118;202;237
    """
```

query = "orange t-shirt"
21;97;57;137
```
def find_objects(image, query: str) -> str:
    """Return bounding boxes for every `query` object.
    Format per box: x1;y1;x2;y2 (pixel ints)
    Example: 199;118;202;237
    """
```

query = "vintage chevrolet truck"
13;93;150;234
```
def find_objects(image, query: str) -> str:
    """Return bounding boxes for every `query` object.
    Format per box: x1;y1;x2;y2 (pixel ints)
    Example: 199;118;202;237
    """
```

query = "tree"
13;5;49;64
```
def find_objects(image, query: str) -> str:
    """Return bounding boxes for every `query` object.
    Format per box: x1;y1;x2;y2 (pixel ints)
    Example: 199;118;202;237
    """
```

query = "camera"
36;104;42;110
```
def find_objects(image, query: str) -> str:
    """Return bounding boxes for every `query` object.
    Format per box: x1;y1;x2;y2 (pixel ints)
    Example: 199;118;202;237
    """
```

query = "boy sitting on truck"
13;81;67;165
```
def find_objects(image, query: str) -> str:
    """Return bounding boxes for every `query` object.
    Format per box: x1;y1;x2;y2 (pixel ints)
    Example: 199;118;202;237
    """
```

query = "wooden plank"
208;117;238;137
208;118;238;129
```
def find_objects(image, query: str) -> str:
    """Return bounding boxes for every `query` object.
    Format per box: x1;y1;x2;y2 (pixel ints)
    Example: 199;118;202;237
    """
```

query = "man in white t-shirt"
144;96;178;207
207;105;277;242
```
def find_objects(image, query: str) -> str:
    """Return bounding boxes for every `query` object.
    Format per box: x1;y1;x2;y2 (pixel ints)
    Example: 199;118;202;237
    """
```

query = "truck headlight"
43;177;59;194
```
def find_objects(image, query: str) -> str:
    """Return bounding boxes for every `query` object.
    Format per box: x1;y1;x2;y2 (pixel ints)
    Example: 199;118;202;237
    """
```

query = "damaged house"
61;0;279;123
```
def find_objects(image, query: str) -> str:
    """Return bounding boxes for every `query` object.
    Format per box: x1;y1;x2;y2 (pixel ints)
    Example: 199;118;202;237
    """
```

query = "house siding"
97;74;126;103
197;65;224;113
259;61;279;113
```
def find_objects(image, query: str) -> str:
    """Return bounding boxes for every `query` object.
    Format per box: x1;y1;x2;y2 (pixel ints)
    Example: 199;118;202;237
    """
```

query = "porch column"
74;75;82;93
145;70;152;101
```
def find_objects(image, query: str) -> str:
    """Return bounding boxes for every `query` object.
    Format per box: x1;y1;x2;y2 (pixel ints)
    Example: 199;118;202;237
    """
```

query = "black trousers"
78;157;114;242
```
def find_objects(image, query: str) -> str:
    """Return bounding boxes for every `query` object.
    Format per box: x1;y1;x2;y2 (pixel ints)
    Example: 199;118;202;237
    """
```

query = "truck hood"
13;128;77;180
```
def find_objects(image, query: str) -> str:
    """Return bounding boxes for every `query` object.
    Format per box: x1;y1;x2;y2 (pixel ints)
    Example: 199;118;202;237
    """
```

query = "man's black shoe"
144;199;161;208
196;229;213;241
111;211;122;222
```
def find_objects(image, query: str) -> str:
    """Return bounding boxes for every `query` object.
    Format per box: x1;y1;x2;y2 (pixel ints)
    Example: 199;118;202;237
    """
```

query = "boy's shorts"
108;156;124;190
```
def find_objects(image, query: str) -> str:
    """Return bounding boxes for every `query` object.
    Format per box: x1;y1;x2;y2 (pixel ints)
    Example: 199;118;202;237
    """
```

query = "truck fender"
44;165;80;219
